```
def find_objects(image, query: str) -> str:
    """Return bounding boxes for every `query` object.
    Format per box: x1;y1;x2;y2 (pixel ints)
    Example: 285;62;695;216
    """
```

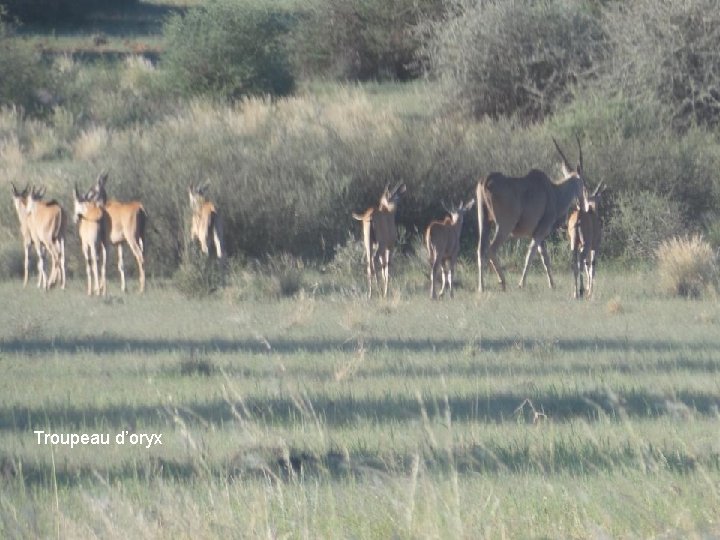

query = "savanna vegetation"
1;0;719;537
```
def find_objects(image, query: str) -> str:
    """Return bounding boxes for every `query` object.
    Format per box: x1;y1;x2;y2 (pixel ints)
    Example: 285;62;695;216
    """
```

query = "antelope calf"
569;182;605;298
425;199;475;299
188;181;224;259
352;183;406;298
11;183;42;288
477;136;589;292
25;186;67;290
83;171;147;293
73;186;107;296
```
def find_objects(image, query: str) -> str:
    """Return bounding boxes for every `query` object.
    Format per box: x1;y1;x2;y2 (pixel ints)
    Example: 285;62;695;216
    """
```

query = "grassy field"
1;269;719;538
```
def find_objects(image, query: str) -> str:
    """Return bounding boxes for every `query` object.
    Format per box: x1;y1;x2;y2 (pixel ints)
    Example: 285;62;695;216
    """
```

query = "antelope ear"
465;199;476;210
395;183;407;195
97;170;108;187
561;163;573;178
11;182;18;196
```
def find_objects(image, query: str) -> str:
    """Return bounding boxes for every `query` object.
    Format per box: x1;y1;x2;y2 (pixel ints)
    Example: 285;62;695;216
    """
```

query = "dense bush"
422;0;606;120
55;56;174;129
1;0;138;24
161;0;294;100
0;16;49;112
291;0;443;81
603;0;720;129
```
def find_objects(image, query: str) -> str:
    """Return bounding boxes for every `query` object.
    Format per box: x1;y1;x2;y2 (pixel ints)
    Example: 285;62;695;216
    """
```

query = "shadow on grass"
2;335;719;357
3;435;718;489
2;387;718;433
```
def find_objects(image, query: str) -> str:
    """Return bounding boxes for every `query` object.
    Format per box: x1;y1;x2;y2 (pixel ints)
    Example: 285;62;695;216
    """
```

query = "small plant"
179;352;216;377
656;235;718;298
174;251;224;298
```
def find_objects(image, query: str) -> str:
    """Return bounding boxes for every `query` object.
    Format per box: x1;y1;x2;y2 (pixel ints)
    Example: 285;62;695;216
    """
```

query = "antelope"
569;181;605;298
476;136;588;292
73;185;107;296
25;186;67;290
83;171;147;293
11;183;42;288
425;199;475;299
188;181;224;259
352;183;406;298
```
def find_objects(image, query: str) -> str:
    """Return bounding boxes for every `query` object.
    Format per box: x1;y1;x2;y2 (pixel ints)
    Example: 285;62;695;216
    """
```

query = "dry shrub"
656;235;718;298
73;126;110;161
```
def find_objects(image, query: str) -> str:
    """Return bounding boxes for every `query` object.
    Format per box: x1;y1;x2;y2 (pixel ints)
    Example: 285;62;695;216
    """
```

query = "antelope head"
85;170;109;206
188;180;211;211
586;182;606;212
11;183;30;213
73;184;90;224
378;183;406;212
25;185;46;214
442;199;476;225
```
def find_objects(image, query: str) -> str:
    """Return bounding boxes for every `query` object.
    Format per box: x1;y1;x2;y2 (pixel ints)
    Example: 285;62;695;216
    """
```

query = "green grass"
0;269;719;537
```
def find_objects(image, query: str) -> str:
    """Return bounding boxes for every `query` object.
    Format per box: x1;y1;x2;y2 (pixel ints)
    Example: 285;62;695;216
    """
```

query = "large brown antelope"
352;183;406;298
11;183;42;288
83;171;147;293
569;182;605;298
476;137;588;292
73;186;107;296
25;186;67;290
188;181;224;259
425;199;475;299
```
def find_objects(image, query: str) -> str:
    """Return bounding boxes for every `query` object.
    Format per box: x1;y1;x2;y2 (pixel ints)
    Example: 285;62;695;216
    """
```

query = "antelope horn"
552;137;572;172
575;133;584;173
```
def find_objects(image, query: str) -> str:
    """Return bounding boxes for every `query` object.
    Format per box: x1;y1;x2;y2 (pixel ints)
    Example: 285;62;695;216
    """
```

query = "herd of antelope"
10;137;604;300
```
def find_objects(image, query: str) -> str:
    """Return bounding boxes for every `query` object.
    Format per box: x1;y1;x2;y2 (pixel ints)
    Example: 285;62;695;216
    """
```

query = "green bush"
1;0;138;24
55;57;175;129
0;16;49;112
291;0;444;81
422;0;606;120
161;0;295;101
602;0;720;129
604;191;685;260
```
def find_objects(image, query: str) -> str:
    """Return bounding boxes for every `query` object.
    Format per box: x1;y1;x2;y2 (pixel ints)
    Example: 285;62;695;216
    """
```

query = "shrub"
421;0;606;120
291;0;444;81
656;235;718;298
161;0;295;101
1;0;139;24
0;16;49;113
173;251;225;299
602;0;720;129
604;191;685;259
56;59;173;129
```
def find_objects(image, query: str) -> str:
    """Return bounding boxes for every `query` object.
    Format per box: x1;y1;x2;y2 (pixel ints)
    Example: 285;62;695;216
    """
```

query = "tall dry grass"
656;235;718;298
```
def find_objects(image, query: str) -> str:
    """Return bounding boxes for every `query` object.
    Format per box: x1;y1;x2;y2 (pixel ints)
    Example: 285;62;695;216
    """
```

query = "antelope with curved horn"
11;183;43;288
25;186;67;290
352;183;407;298
188;181;224;259
73;185;107;296
476;136;588;292
83;171;147;293
569;181;605;298
425;199;475;299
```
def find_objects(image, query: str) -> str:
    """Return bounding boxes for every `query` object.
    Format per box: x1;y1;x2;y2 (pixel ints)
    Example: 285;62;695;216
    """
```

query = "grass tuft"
656;235;718;298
